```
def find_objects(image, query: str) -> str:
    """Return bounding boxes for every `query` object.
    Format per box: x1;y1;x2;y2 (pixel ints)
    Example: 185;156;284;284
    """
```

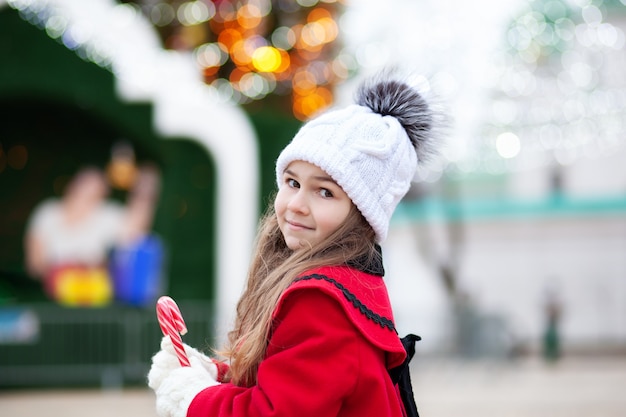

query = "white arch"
3;0;259;343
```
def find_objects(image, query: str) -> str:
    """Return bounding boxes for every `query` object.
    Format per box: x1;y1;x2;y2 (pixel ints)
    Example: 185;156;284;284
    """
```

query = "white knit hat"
276;74;438;242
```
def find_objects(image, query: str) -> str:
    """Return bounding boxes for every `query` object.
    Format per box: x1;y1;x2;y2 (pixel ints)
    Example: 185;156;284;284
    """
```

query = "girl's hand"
148;336;219;392
154;356;220;417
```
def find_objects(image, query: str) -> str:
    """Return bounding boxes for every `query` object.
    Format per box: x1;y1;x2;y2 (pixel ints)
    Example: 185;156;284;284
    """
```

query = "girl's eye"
287;178;300;188
320;188;333;198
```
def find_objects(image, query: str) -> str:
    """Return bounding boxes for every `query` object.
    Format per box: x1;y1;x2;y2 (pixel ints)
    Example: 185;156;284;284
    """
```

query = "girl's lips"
287;220;312;230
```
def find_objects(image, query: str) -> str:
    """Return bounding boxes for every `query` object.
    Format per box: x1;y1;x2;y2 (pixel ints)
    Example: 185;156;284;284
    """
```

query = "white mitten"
155;356;219;417
148;336;218;392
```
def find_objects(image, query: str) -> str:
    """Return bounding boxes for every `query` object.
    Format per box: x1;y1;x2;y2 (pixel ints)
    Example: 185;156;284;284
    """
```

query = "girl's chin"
283;236;313;251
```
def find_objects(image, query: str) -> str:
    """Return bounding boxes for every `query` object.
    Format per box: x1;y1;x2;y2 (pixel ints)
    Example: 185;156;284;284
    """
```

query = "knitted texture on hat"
276;105;415;242
276;75;438;242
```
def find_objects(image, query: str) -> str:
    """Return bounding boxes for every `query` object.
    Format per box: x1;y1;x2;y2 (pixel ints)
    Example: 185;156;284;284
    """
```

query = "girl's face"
275;160;353;250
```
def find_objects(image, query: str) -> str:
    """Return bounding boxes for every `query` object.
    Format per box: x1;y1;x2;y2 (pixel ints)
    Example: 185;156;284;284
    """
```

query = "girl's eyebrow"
314;175;337;185
284;168;298;178
284;169;337;185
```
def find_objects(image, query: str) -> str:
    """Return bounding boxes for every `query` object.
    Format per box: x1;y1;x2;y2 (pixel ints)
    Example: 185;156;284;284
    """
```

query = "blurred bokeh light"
125;0;348;120
476;0;626;175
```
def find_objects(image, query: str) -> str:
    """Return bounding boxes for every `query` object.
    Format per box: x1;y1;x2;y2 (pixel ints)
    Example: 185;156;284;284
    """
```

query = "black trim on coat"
293;273;396;332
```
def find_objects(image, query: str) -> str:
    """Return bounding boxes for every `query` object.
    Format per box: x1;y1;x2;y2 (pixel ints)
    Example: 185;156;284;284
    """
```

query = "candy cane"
156;296;190;367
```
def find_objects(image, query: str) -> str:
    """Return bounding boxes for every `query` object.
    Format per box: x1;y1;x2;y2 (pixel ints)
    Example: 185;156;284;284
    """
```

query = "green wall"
0;7;216;303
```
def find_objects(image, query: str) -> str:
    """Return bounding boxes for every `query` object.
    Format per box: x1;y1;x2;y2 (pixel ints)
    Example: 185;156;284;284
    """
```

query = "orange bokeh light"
276;49;291;73
203;66;220;77
230;39;253;66
307;7;332;23
292;70;317;94
293;87;333;121
237;4;262;29
218;28;243;50
229;66;250;83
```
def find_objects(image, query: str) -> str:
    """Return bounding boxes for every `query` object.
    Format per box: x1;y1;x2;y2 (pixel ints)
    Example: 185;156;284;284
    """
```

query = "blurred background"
1;0;625;415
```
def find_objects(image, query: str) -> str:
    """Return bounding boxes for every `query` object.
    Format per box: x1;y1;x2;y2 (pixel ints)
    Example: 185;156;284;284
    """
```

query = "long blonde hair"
220;200;378;386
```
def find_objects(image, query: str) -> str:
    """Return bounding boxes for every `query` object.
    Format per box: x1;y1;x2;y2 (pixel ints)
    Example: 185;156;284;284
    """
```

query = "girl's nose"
287;190;309;214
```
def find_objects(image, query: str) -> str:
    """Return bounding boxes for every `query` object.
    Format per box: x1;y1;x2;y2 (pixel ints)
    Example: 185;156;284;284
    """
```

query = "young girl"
148;71;440;417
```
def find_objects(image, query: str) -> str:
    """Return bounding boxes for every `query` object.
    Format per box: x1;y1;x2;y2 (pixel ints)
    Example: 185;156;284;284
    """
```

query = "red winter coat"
187;264;407;417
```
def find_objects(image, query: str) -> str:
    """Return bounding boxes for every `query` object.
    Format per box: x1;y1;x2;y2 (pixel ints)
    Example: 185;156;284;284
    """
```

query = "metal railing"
0;301;215;388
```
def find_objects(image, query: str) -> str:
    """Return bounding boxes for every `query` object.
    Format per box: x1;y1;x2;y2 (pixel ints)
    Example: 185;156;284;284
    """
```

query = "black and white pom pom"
355;71;443;162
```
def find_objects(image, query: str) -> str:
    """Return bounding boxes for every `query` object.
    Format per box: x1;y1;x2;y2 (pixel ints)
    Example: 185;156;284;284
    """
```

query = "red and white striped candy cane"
156;296;190;367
